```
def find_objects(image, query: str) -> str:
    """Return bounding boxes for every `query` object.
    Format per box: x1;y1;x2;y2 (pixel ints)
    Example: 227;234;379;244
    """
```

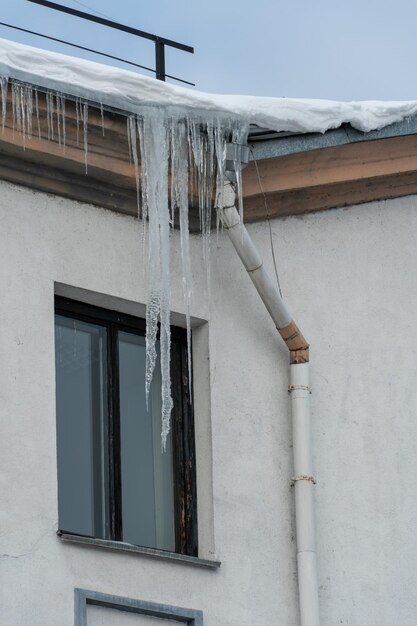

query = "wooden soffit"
1;91;417;225
243;134;417;219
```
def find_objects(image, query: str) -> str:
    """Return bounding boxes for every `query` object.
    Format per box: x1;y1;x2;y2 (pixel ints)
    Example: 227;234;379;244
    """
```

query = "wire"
69;0;114;20
0;22;154;72
0;22;195;86
27;0;194;53
250;147;283;297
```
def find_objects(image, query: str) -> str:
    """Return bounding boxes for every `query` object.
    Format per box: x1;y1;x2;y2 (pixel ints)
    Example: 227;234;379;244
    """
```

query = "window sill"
57;532;221;570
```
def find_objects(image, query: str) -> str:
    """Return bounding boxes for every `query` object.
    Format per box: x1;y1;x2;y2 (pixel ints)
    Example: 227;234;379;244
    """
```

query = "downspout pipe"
220;180;320;626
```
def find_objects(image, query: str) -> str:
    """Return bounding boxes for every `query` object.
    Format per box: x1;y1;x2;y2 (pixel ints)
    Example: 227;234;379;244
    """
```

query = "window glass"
54;299;196;556
55;315;108;538
118;331;175;551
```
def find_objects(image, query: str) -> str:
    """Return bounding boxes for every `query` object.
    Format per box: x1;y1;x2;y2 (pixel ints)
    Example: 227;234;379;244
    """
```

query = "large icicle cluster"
0;77;248;448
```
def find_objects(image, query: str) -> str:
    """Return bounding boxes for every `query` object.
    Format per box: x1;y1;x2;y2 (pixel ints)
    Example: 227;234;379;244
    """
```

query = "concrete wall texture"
0;179;416;625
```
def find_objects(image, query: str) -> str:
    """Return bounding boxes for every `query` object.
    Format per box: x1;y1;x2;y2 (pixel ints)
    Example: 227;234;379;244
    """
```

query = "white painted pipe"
221;185;292;330
220;181;320;626
290;362;320;626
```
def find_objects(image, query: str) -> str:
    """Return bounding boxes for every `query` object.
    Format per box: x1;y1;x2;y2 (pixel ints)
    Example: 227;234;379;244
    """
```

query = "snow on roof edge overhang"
2;37;417;137
249;112;417;161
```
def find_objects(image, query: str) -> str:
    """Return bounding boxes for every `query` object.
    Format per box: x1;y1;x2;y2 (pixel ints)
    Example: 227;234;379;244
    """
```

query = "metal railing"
21;0;195;85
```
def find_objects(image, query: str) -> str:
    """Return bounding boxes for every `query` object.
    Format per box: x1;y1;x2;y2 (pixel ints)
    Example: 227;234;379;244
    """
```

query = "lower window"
75;589;203;625
54;297;197;556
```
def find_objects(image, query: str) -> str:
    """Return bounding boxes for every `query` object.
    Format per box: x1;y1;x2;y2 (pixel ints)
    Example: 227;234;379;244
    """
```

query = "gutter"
220;180;320;626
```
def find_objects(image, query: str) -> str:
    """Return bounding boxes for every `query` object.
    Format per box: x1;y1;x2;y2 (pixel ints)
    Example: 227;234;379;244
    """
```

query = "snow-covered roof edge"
1;37;417;135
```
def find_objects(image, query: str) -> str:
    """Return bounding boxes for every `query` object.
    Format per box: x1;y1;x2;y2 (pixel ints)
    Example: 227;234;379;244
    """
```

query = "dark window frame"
55;296;198;557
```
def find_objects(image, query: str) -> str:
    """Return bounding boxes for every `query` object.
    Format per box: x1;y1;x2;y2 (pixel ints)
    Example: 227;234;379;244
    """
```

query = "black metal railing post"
155;39;166;81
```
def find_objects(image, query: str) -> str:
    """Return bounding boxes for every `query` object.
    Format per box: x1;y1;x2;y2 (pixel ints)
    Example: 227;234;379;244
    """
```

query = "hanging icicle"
81;102;88;173
170;119;192;399
0;76;249;448
1;76;7;132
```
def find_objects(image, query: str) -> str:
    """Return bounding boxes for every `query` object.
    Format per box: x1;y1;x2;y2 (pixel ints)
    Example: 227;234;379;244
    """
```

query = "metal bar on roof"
27;0;194;83
0;22;195;86
27;0;194;52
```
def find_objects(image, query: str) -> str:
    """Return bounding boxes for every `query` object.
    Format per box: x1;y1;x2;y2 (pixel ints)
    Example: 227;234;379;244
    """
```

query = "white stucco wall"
1;179;416;625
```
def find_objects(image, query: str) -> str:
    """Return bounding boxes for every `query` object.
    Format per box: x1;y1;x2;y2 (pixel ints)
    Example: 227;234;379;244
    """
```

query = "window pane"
118;331;175;551
55;315;108;538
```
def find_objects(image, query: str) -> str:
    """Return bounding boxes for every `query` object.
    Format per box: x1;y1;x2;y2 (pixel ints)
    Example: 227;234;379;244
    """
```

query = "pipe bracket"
247;262;264;273
288;384;312;394
291;474;317;485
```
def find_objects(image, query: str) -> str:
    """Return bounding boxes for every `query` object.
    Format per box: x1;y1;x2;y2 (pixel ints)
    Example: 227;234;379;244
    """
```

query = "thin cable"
250;147;283;297
0;22;195;85
0;22;154;72
69;0;114;20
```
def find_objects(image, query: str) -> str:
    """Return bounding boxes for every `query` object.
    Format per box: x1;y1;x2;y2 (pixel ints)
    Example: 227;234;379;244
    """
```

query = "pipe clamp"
288;384;312;394
291;475;317;485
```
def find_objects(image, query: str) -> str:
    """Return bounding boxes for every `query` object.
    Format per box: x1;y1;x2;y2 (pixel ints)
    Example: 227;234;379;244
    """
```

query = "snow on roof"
1;37;417;135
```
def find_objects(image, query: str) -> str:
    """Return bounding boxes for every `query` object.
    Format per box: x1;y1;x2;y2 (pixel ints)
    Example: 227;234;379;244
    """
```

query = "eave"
244;131;417;219
2;89;417;224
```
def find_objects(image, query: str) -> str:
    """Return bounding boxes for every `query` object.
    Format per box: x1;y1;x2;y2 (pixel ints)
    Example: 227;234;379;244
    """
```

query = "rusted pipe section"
278;320;309;364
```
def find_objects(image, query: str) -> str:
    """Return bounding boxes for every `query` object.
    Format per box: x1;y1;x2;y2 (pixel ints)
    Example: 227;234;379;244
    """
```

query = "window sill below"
57;532;221;570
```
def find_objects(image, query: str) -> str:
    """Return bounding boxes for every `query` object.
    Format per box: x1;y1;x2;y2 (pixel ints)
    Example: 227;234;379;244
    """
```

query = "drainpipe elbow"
278;320;310;363
221;181;237;212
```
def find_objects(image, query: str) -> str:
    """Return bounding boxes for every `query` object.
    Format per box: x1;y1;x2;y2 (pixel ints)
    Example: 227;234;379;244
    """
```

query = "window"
75;589;203;625
54;297;197;556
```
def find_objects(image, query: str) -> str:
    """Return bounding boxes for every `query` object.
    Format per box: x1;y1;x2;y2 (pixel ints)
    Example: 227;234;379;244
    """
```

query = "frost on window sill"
57;531;221;570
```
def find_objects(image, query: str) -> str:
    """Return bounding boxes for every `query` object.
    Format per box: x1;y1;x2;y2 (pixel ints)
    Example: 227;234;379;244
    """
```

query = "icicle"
137;109;247;446
137;115;148;248
11;83;21;137
141;110;173;451
189;121;204;232
60;95;66;152
46;91;54;141
34;89;41;139
53;93;66;150
127;115;140;215
214;122;225;206
16;85;33;150
100;102;105;136
9;81;35;149
75;98;80;146
56;95;61;148
10;83;16;135
169;120;176;227
20;85;26;148
126;115;132;164
170;118;193;398
82;103;88;173
25;86;33;140
204;121;215;233
1;77;7;133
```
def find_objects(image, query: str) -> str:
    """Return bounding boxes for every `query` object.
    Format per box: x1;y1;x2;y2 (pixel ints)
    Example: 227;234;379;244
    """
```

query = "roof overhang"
2;38;417;225
2;88;417;227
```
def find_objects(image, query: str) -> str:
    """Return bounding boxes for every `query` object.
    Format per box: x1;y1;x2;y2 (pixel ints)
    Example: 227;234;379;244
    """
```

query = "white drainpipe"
220;181;320;626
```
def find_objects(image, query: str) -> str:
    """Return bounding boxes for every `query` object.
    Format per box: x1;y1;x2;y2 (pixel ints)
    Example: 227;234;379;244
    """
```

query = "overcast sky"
1;0;416;101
